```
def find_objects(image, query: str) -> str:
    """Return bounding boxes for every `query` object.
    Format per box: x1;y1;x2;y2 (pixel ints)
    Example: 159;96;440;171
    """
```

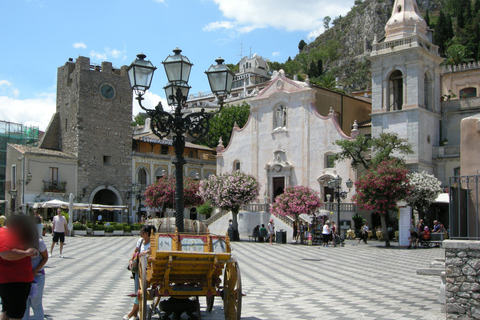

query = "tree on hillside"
307;61;318;78
313;72;336;89
194;102;250;149
298;40;307;52
406;171;442;219
353;159;412;247
144;175;203;218
317;59;323;77
270;185;322;243
332;132;413;171
323;16;331;30
199;171;259;240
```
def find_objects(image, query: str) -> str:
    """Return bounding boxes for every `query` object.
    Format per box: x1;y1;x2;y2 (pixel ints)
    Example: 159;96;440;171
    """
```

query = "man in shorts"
50;208;67;258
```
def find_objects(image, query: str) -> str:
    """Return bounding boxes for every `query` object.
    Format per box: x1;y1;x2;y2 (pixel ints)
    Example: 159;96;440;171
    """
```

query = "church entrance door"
272;177;285;200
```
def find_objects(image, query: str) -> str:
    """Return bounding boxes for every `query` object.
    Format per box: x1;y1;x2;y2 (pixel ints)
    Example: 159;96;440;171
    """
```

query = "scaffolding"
0;120;40;211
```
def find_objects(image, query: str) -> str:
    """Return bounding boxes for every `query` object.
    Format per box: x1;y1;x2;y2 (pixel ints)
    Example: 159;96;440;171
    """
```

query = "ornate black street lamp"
127;48;234;232
328;175;354;240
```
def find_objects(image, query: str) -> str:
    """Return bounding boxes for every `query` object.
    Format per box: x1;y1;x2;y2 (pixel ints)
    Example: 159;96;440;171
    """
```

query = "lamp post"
132;183;143;223
328;175;353;240
127;49;234;232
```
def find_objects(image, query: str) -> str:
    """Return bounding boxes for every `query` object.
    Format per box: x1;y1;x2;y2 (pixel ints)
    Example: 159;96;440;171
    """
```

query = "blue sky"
0;0;355;130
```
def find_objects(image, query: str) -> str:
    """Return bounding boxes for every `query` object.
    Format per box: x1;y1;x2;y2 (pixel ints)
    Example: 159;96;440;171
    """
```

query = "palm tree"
441;44;473;67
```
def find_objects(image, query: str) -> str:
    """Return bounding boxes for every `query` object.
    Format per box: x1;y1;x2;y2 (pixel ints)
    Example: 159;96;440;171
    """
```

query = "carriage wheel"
206;295;214;312
223;259;242;320
138;257;150;320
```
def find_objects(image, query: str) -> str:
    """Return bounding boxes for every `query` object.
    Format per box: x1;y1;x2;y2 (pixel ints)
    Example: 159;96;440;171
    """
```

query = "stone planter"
74;230;87;236
93;230;105;236
123;231;132;236
105;232;113;237
113;230;124;236
131;230;141;236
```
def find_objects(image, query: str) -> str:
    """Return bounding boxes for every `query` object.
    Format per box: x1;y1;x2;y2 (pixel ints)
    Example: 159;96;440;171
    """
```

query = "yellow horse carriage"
137;220;242;320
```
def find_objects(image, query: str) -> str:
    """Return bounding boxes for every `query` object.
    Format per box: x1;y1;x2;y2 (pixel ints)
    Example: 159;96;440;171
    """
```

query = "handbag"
127;239;144;273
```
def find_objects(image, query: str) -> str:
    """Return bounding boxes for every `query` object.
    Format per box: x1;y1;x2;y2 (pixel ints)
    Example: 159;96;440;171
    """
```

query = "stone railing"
242;203;270;213
444;240;480;319
204;209;228;226
442;61;480;74
324;202;356;212
371;35;438;56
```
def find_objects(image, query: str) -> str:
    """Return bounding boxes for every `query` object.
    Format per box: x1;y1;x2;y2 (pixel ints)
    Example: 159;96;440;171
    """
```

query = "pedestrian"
321;221;331;247
23;234;48;320
50;208;68;258
267;219;275;245
33;210;43;239
124;225;157;320
292;221;298;243
359;220;369;244
0;214;38;320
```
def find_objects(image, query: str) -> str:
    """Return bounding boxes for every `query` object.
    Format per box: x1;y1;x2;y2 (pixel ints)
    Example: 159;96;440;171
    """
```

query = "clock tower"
53;56;132;206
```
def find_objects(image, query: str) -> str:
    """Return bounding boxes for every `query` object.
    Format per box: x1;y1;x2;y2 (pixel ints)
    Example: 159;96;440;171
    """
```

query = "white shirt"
267;222;274;234
322;224;330;235
136;238;151;253
53;215;67;233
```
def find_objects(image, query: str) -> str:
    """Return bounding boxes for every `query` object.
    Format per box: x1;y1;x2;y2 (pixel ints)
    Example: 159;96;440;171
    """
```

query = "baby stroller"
333;233;345;247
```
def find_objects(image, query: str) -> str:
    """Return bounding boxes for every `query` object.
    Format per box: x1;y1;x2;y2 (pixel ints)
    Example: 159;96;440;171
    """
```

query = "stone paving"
24;235;446;320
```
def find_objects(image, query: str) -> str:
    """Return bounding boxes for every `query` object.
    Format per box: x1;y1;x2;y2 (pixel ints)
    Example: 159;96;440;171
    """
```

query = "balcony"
43;181;67;193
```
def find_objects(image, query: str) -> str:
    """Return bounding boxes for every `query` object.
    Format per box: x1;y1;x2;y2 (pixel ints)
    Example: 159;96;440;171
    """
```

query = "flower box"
74;230;87;236
131;230;141;236
113;230;124;236
105;232;114;237
93;230;105;236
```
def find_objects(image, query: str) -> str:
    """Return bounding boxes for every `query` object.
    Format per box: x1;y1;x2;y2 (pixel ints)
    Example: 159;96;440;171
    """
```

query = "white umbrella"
68;193;74;236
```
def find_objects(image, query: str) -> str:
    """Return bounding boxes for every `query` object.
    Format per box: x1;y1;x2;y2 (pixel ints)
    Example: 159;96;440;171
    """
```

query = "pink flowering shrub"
199;171;259;228
270;185;322;222
144;175;203;212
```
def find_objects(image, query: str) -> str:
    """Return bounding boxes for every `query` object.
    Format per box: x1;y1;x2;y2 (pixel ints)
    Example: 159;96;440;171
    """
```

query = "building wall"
442;66;480;99
460;114;480;177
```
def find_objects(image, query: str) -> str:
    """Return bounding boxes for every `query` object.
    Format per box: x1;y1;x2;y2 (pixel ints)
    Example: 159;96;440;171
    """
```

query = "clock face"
100;84;115;100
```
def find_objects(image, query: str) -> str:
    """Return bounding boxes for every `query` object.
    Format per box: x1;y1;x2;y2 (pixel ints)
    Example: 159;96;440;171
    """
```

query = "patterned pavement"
23;235;445;320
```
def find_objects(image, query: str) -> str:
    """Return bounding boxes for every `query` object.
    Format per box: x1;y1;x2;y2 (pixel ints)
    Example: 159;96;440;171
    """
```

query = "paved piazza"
32;234;445;320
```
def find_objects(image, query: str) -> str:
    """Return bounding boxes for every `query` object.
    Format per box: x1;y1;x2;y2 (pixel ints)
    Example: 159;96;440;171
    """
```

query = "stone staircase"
416;257;446;306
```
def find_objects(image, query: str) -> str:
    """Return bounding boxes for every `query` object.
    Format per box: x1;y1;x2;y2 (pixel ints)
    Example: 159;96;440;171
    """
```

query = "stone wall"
444;240;480;319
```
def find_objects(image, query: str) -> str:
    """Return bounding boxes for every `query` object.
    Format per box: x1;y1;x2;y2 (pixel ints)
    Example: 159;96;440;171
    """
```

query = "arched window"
389;70;403;111
189;170;200;180
325;153;335;168
205;172;214;180
155;167;167;181
137;167;148;185
459;87;477;99
233;160;241;171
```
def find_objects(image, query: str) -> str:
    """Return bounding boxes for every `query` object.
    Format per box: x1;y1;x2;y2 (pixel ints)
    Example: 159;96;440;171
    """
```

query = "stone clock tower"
369;0;443;172
52;56;132;206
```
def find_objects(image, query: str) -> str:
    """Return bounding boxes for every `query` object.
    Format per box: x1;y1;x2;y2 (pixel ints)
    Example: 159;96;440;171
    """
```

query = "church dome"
385;0;428;42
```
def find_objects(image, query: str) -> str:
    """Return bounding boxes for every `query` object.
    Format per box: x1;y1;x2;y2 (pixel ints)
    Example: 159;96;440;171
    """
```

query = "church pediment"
255;73;309;100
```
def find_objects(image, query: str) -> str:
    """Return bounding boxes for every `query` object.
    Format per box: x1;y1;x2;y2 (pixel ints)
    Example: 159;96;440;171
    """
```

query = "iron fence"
449;175;480;239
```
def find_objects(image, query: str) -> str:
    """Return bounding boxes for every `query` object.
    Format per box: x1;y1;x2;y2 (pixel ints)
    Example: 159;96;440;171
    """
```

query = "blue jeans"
133;272;139;305
23;274;45;320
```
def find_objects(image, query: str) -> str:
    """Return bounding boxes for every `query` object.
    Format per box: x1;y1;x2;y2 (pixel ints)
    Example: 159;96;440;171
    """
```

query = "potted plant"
113;223;124;236
105;226;114;236
73;223;87;236
93;224;105;236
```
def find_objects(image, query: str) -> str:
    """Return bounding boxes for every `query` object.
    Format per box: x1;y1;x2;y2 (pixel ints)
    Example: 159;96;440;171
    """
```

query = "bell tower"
369;0;443;172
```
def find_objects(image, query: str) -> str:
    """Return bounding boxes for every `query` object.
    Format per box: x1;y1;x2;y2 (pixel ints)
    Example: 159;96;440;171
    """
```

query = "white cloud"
207;0;352;38
307;28;324;41
203;21;236;32
0;80;20;98
272;51;280;57
0;93;56;130
89;46;127;62
73;42;87;49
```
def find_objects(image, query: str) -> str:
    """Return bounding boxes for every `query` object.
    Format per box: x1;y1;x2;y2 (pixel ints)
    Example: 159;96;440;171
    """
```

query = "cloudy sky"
0;0;355;130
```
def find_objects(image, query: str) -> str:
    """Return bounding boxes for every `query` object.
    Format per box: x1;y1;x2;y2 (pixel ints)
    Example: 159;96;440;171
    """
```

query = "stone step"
430;261;445;268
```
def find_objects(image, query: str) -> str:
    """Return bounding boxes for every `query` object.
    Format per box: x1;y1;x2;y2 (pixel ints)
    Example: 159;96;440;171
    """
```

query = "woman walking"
321;221;331;247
